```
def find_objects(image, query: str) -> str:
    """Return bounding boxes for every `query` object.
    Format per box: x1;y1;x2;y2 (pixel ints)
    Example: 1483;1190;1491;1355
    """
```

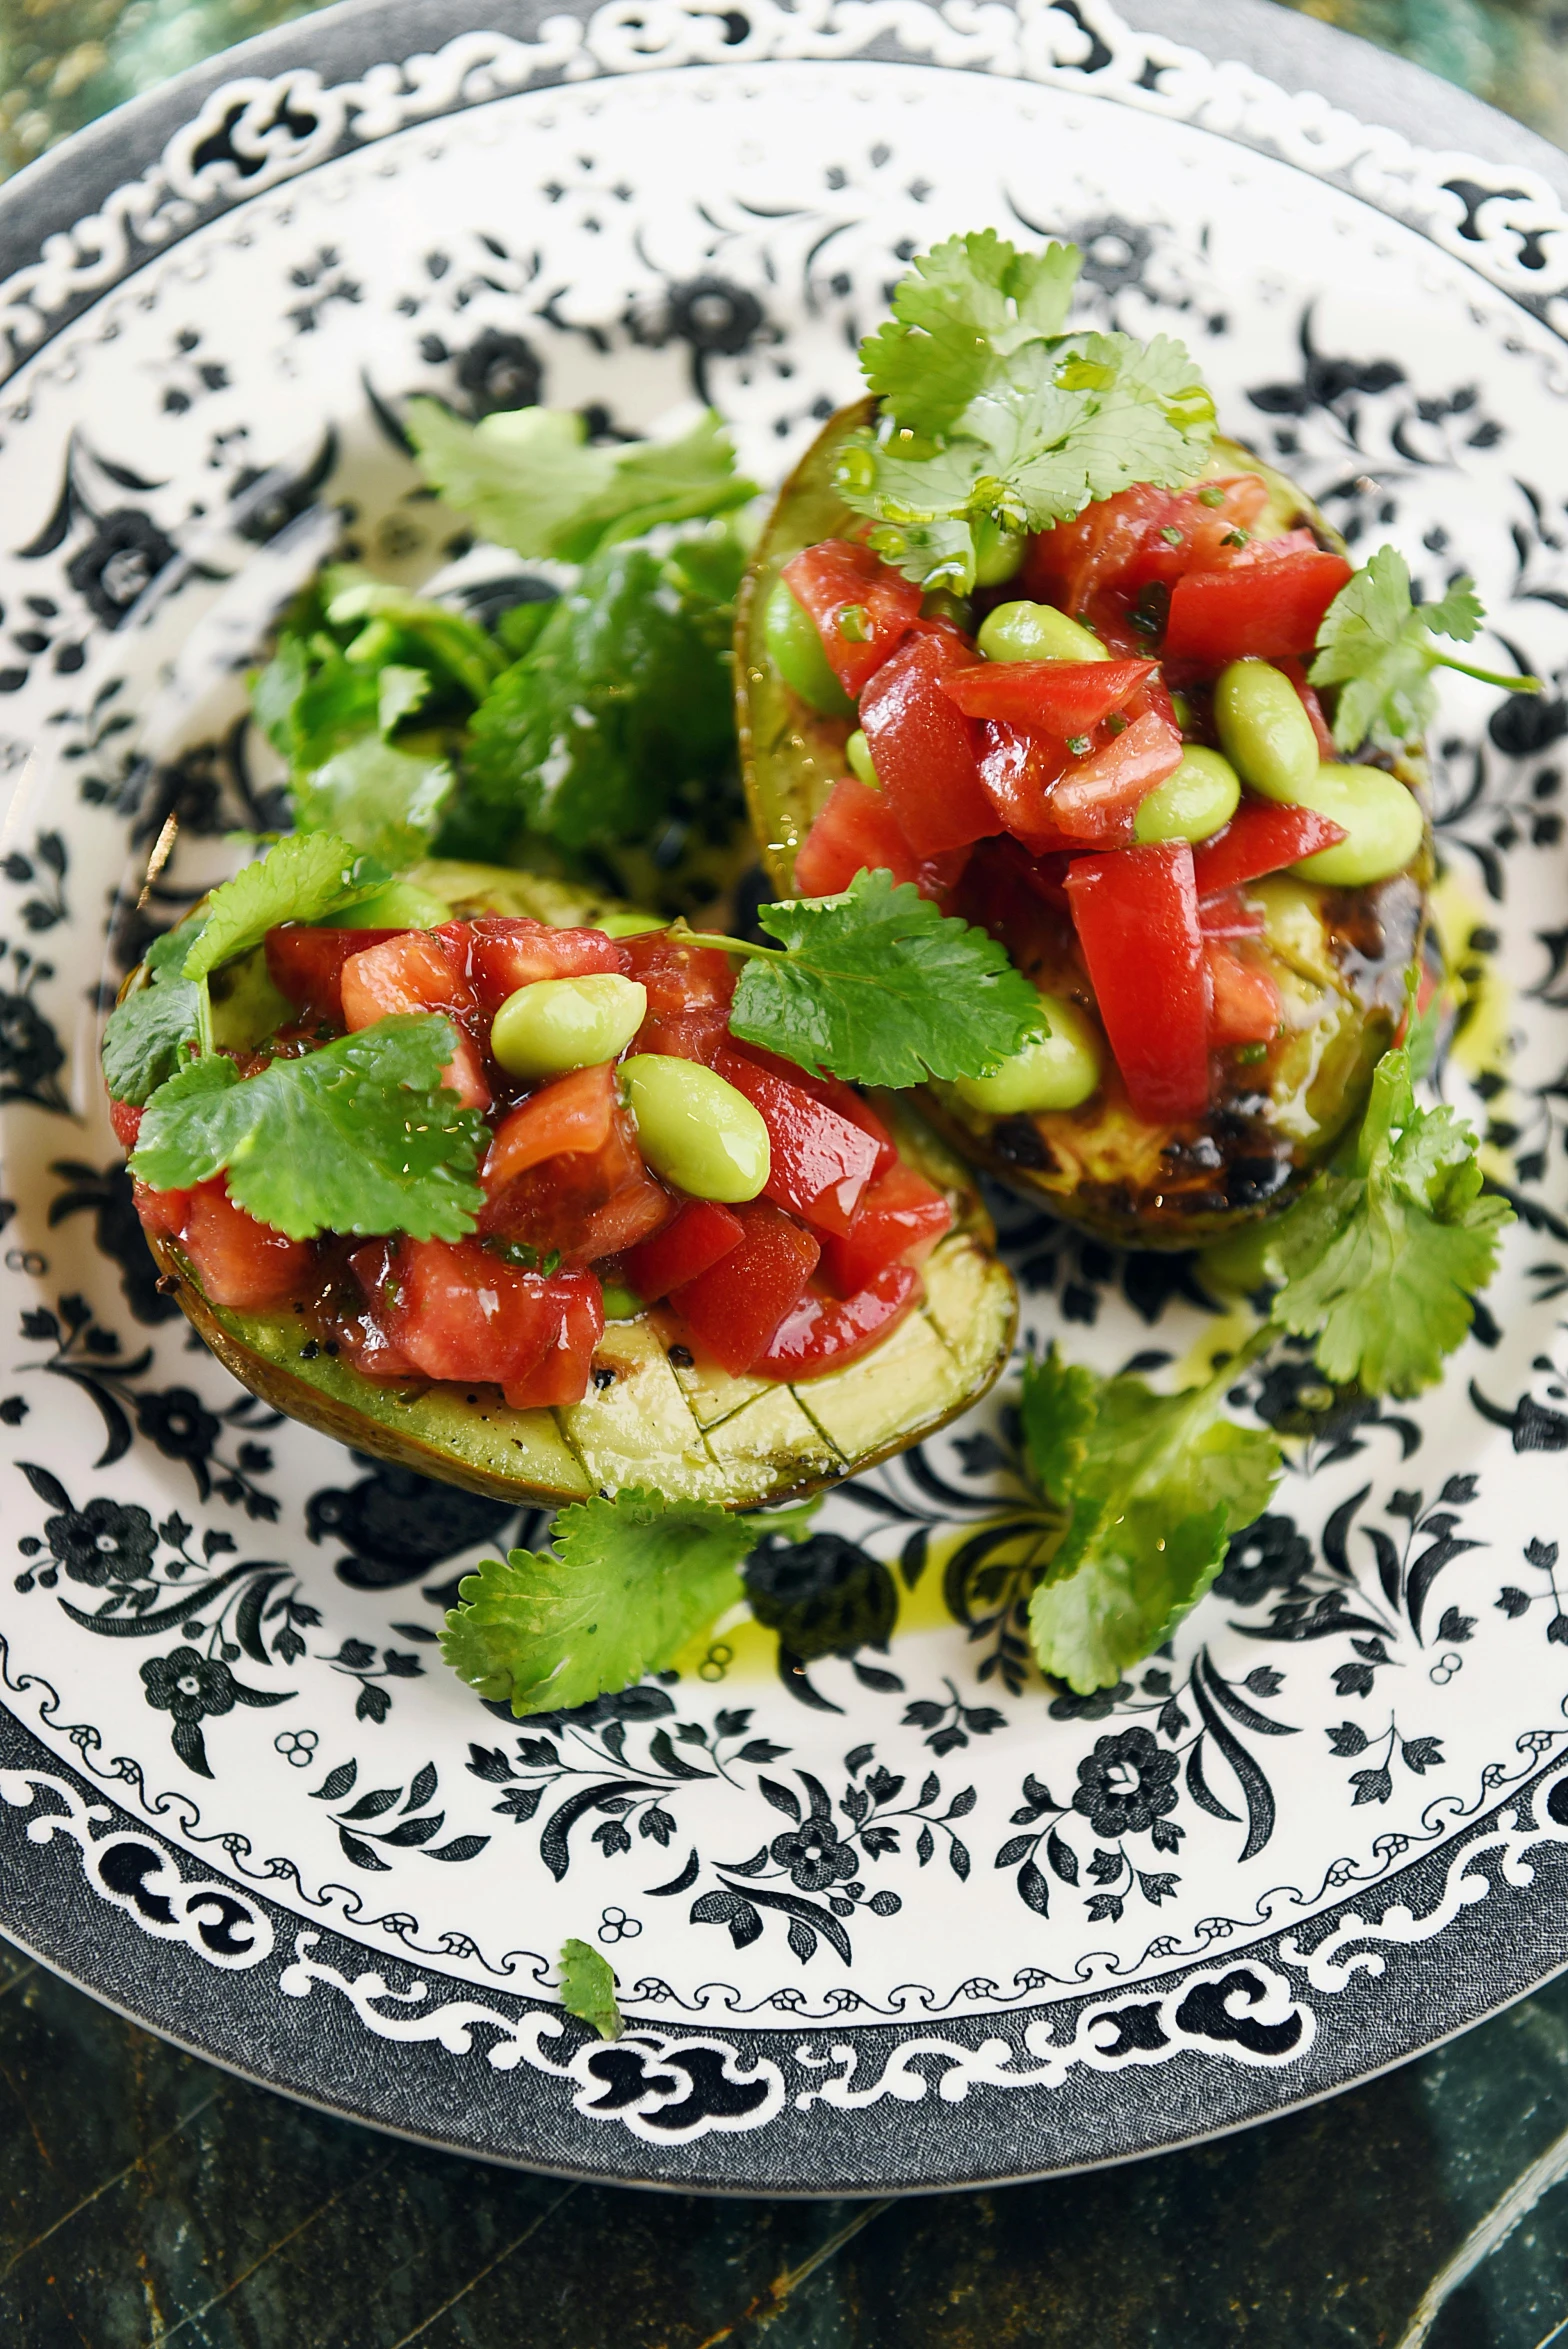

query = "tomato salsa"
112;915;954;1407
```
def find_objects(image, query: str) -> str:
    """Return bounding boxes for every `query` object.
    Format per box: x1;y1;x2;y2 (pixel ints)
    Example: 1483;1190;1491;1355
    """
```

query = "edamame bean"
1288;765;1426;886
763;576;853;717
491;975;648;1079
972;515;1026;587
597;910;666;938
1133;746;1241;846
1213;659;1319;802
621;1055;770;1201
340;882;450;929
976;601;1110;666
955;995;1102;1114
846;730;880;790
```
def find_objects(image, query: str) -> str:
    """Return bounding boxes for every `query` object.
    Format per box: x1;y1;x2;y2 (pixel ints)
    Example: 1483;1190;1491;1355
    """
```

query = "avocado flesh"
736;405;1431;1248
125;860;1016;1507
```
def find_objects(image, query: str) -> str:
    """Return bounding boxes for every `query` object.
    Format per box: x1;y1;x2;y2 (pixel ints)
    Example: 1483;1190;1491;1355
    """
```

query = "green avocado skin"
124;861;1017;1507
735;409;1432;1249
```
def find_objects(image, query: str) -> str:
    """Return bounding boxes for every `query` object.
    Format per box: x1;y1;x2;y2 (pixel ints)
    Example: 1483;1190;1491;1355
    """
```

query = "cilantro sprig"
183;833;390;984
1310;544;1541;753
406;403;757;564
441;1489;818;1717
130;1015;486;1242
691;869;1041;1087
837;231;1216;590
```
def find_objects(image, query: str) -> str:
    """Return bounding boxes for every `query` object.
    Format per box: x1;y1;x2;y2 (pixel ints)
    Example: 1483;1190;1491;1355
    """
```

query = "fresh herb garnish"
839;231;1216;591
706;869;1041;1088
101;919;209;1106
1021;1344;1283;1694
183;833;390;984
130;1015;485;1242
441;1488;818;1717
406;404;756;563
1310;544;1541;753
559;1939;622;2041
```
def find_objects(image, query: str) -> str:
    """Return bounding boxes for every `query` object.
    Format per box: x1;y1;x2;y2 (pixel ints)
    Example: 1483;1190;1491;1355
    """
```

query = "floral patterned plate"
1;0;1568;2193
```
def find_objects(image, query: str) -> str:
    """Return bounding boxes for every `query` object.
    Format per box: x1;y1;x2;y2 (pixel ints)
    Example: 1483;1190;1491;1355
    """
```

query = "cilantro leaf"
1021;1347;1283;1693
441;1490;816;1716
559;1939;621;2041
451;536;744;870
130;1015;485;1241
101;917;209;1106
407;402;756;564
183;834;390;983
859;231;1081;436
1259;1042;1513;1395
1310;544;1537;752
726;869;1041;1087
842;233;1216;589
290;735;453;874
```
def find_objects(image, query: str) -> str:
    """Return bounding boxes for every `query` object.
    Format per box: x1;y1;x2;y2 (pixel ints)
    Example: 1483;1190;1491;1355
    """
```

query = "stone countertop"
2;0;1568;2341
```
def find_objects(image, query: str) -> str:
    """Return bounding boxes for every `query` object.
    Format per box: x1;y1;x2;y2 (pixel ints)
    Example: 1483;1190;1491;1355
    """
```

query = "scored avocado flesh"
125;860;1017;1508
736;406;1432;1248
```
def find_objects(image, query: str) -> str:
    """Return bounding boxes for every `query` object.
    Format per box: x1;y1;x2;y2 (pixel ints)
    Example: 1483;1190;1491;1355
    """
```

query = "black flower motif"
45;1498;156;1587
141;1647;237;1723
1215;1513;1314;1605
0;990;64;1095
66;510;177;627
1072;1727;1179;1839
1070;216;1155;296
137;1386;221;1465
665;276;763;357
769;1818;857;1892
456;329;542;417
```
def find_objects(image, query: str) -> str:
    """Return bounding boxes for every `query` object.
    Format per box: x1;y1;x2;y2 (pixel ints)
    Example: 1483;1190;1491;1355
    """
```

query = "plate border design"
1;0;1567;2188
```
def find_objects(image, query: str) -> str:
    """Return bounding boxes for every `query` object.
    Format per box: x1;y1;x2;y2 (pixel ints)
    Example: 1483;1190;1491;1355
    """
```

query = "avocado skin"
120;861;1017;1506
736;406;1432;1249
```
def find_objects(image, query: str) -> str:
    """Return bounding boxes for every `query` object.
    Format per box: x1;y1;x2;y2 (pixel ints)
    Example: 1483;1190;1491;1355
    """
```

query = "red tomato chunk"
1163;548;1353;664
266;926;407;1027
1066;843;1210;1124
434;916;630;1014
756;1261;921;1379
713;1045;882;1236
780;539;922;697
939;657;1153;735
373;1235;605;1392
623;931;735;1063
1191;799;1347;898
623;1199;743;1302
339;931;491;1110
161;1179;313;1310
818;1161;952;1297
669;1200;821;1377
858;634;999;857
1205;944;1281;1049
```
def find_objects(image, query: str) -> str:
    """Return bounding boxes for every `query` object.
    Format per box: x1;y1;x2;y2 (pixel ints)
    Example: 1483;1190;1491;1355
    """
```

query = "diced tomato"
1191;799;1347;897
176;1180;314;1310
1023;484;1170;617
623;1198;743;1301
818;1161;952;1297
976;724;1075;852
755;1261;921;1379
337;1245;420;1378
1116;478;1277;591
132;1176;193;1240
792;778;968;903
434;916;630;1016
721;1040;897;1181
1066;843;1209;1123
780;539;922;697
376;1235;602;1387
669;1200;820;1377
501;1278;606;1409
569;1175;672;1265
266;925;407;1027
109;1098;143;1150
1163;548;1354;663
713;1045;881;1236
623;931;735;1064
1198;888;1265;939
1205;943;1282;1048
482;1065;616;1197
939;657;1153;734
1047;706;1184;843
339;931;490;1110
858;634;999;857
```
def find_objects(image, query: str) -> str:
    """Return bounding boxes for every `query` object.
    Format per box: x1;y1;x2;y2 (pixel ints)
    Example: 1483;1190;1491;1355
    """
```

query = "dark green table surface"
4;2;1568;2342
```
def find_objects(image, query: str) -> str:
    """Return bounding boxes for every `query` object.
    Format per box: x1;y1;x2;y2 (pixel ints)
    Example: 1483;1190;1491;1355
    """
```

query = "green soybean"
596;910;666;939
972;515;1026;587
1289;765;1426;886
955;996;1102;1114
338;881;450;929
762;576;854;717
1133;747;1241;846
491;975;648;1079
976;601;1110;666
846;730;880;790
1214;659;1319;802
621;1055;771;1202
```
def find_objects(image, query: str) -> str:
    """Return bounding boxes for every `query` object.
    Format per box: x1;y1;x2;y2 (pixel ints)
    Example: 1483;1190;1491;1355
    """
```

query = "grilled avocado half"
121;859;1016;1510
736;405;1431;1249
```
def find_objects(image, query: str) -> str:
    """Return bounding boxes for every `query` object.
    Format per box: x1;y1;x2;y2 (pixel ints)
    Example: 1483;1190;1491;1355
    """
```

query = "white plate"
0;0;1566;2191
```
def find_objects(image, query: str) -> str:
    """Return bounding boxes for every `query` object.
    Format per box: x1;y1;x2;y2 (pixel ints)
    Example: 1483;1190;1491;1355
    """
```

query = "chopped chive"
837;604;872;643
1104;712;1129;736
1197;485;1227;509
1160;525;1184;547
1222;529;1249;550
1066;733;1091;756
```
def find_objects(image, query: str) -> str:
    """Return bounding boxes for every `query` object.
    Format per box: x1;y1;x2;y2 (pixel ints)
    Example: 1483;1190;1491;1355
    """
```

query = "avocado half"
126;858;1017;1510
736;406;1432;1249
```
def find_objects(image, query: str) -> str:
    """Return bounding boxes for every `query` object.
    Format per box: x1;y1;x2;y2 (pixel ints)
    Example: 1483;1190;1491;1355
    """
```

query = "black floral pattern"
45;1497;156;1587
66;511;177;627
770;1817;857;1892
1072;1728;1180;1839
